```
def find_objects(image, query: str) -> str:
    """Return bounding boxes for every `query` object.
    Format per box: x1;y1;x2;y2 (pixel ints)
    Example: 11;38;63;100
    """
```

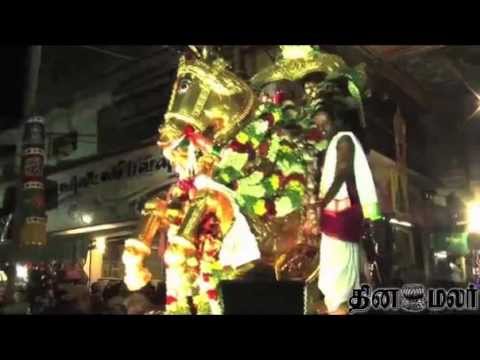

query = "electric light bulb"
467;202;480;234
81;213;93;225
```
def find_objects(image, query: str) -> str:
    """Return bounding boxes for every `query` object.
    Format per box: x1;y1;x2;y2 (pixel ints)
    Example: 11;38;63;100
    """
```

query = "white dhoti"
318;234;360;313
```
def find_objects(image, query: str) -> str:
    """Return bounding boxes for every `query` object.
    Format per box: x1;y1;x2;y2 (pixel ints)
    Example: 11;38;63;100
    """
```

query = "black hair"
301;72;327;85
315;98;370;153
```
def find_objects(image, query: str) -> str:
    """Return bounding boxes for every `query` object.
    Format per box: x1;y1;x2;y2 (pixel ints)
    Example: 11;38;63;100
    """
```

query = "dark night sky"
0;46;28;130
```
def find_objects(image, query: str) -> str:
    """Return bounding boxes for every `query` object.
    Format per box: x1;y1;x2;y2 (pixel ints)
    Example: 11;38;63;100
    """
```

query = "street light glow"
81;213;94;225
389;218;413;227
16;264;28;282
467;202;480;234
434;251;448;259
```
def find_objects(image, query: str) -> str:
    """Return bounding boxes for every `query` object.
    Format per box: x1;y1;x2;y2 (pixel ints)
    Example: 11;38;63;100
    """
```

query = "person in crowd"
139;282;156;304
63;261;88;285
90;281;106;314
0;284;6;309
124;293;153;315
1;289;30;315
106;295;127;315
102;280;128;314
155;283;166;311
48;283;91;314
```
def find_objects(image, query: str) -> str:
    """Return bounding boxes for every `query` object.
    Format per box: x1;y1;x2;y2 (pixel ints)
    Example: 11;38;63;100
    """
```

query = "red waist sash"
321;203;364;243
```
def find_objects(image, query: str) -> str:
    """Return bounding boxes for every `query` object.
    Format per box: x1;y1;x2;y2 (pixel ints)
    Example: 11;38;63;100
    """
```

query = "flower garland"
213;100;308;219
164;177;230;315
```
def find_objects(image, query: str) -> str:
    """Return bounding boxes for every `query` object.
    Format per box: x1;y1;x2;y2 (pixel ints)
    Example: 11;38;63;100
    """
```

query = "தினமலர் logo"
349;284;480;314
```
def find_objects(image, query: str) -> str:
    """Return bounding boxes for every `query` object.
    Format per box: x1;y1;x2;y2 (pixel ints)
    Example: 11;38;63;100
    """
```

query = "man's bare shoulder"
336;134;354;152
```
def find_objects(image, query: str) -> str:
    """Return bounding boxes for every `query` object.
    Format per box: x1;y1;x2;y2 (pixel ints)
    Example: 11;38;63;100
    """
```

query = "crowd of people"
0;261;166;315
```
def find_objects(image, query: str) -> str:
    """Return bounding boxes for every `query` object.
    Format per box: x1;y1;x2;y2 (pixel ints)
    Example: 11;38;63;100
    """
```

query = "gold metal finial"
280;45;317;60
188;46;202;58
250;45;347;88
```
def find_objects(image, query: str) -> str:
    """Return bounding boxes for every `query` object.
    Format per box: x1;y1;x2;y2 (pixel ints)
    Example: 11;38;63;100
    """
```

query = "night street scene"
1;45;480;315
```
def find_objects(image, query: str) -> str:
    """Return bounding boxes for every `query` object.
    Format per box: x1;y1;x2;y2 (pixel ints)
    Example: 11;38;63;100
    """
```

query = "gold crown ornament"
251;46;369;128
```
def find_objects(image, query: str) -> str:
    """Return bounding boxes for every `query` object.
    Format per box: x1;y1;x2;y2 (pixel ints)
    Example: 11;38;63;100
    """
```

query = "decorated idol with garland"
251;46;373;282
121;45;373;314
268;47;383;314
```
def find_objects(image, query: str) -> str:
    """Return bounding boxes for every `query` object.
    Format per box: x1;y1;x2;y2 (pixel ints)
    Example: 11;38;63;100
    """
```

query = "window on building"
49;131;78;159
102;239;125;279
0;162;14;181
0;145;17;181
392;227;416;279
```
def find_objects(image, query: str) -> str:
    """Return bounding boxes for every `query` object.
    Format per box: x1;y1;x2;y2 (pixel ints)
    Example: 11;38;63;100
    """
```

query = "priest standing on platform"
315;105;381;315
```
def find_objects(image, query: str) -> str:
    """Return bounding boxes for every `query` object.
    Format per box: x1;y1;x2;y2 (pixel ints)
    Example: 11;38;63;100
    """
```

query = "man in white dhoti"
315;110;381;315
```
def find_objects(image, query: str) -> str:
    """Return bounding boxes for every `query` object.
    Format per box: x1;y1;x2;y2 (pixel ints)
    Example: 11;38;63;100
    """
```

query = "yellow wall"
83;248;104;284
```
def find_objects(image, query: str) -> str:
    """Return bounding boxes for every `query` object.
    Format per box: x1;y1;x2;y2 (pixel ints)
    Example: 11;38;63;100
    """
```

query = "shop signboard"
47;145;176;233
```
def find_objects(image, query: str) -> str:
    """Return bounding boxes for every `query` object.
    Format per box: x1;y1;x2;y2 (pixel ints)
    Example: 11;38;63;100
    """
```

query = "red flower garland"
207;289;218;300
229;140;256;161
262;113;275;127
206;250;218;258
259;142;270;157
265;199;277;217
166;295;177;305
305;128;325;142
183;125;213;153
199;213;220;238
272;91;286;106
